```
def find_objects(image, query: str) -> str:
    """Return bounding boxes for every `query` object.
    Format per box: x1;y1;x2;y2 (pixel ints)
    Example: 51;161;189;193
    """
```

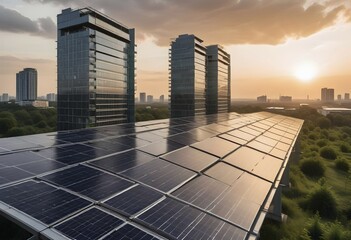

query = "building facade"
159;94;165;103
257;95;267;103
46;93;57;102
139;92;146;103
2;93;9;102
57;7;135;130
345;93;350;101
170;34;207;118
206;45;231;114
279;96;292;102
321;88;334;102
16;68;37;102
147;95;153;103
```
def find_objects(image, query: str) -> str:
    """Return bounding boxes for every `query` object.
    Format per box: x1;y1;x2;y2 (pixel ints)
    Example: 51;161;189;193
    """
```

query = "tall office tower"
159;94;165;103
206;45;231;114
345;93;350;101
170;34;206;118
57;8;136;130
16;68;37;102
337;94;342;101
147;95;153;103
140;92;146;103
2;93;9;102
321;88;334;102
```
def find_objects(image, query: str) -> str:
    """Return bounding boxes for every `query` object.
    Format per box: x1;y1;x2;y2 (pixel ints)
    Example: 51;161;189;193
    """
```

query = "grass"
260;126;351;239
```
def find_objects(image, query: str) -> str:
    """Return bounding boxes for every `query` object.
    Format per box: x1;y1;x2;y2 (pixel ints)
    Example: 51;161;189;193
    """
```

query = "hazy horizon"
1;0;351;99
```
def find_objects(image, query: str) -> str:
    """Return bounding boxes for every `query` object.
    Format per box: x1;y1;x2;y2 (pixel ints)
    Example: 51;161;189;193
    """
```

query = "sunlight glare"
294;61;317;82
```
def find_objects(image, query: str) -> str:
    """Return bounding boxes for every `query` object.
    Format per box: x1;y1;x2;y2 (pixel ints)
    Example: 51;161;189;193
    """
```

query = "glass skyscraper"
169;35;231;118
57;7;135;130
206;45;231;114
169;34;207;118
16;68;37;102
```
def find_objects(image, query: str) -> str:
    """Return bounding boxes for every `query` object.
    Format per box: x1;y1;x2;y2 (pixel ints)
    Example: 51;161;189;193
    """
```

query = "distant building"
257;95;267;103
147;95;153;103
46;93;57;102
140;92;146;103
321;88;334;102
206;45;231;114
159;95;165;103
19;100;48;108
279;96;292;102
337;94;342;101
2;93;9;102
170;34;206;118
57;7;136;130
345;93;350;101
318;107;351;116
16;68;37;102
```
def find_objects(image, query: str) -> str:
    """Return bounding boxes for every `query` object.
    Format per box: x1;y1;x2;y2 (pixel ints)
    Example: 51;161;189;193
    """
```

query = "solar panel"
121;158;196;192
90;149;156;174
103;185;163;216
0;181;91;224
103;224;160;240
138;139;185;156
136;197;247;240
54;207;124;240
191;137;240;158
205;162;244;186
0;112;303;240
40;165;133;201
160;147;218;171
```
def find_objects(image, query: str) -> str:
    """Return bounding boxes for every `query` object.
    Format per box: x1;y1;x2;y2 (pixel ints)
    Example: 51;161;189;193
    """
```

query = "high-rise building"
46;93;57;102
206;45;231;114
147;95;153;103
257;95;267;102
279;96;292;102
159;94;165;103
57;7;136;130
345;93;350;101
2;93;9;102
16;68;37;102
140;92;146;103
170;34;206;118
321;88;334;102
337;94;342;101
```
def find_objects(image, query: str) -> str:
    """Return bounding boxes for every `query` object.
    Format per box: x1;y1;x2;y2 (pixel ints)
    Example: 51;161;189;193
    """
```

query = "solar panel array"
0;112;303;240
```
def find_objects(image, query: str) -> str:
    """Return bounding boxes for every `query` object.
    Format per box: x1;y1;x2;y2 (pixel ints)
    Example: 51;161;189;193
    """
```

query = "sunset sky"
1;0;351;100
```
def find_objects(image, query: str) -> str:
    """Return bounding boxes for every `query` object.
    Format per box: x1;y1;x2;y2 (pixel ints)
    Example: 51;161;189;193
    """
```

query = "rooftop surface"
0;112;303;240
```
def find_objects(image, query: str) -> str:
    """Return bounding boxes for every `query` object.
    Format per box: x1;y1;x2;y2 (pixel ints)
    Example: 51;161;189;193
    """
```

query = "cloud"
0;5;55;39
24;0;351;46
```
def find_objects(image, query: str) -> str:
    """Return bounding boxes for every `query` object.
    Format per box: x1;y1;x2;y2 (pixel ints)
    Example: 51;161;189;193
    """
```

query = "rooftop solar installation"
0;112;303;240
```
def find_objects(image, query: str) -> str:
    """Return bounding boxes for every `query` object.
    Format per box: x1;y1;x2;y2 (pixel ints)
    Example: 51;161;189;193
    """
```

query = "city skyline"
1;1;351;99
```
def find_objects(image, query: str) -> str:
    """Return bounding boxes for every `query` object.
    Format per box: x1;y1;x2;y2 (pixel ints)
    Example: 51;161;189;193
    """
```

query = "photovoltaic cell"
54;207;123;240
17;159;66;175
247;141;273;154
205;162;244;186
104;185;163;216
138;140;185;156
110;136;151;148
40;165;133;201
0;167;33;185
90;149;156;173
219;134;248;145
121;158;196;192
167;132;199;145
103;224;160;240
137;197;247;240
227;129;256;142
161;147;218;171
0;151;45;166
0;181;91;224
191;137;240;158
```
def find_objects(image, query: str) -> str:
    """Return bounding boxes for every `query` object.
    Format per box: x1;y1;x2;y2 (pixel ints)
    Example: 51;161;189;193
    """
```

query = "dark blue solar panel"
191;137;240;158
137;198;247;240
0;181;91;224
40;165;133;201
121;159;196;192
103;224;160;240
104;185;163;216
110;136;151;148
138;140;185;156
54;208;123;240
172;175;229;209
17;159;66;174
167;132;199;145
87;140;131;152
55;152;95;165
0;167;33;185
0;151;46;166
161;147;218;172
90;150;156;173
133;132;164;142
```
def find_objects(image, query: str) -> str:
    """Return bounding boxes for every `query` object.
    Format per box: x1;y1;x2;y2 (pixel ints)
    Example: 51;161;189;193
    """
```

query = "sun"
294;61;317;82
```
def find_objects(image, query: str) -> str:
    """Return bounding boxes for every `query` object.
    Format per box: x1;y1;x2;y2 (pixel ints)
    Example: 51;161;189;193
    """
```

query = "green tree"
0;118;16;134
